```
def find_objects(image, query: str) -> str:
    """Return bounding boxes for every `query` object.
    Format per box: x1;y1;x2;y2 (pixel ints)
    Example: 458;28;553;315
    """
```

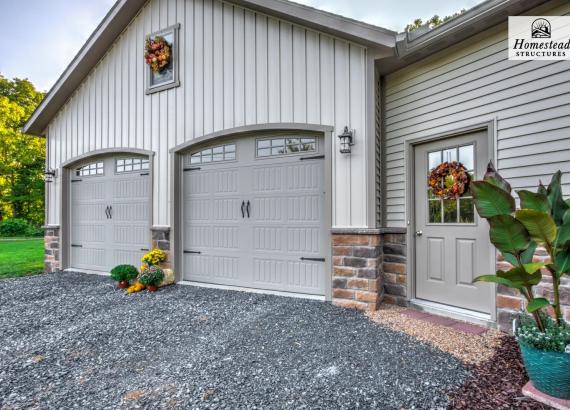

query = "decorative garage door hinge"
71;244;83;248
71;179;82;183
300;257;325;262
300;155;325;161
140;172;149;176
183;167;201;172
183;250;201;254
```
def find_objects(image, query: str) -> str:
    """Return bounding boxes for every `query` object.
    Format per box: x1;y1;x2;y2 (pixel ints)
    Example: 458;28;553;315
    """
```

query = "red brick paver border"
401;309;489;335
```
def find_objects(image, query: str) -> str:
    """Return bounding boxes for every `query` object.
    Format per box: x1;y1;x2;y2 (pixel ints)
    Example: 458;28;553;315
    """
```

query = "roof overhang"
23;0;395;136
232;0;395;50
377;0;551;75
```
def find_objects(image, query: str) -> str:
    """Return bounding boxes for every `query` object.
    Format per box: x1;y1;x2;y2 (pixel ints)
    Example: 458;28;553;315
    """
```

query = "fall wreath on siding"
144;36;171;73
428;161;471;199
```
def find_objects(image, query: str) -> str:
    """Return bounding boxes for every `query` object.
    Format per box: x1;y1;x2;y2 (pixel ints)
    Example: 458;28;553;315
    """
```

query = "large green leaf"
555;249;570;274
563;209;570;225
546;171;569;225
503;242;538;266
515;210;557;245
483;161;512;193
522;262;544;274
473;274;521;291
527;298;550;313
489;215;531;254
471;181;515;218
498;266;542;286
517;190;550;213
554;223;570;249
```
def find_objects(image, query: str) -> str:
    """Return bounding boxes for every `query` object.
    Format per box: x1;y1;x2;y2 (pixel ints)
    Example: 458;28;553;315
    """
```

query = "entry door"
183;135;326;295
414;131;492;313
70;156;150;272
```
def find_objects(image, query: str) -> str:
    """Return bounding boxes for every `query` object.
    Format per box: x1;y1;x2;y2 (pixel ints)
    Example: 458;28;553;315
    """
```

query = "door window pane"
429;200;442;223
459;198;475;223
459;145;474;171
443;199;458;223
428;151;441;170
442;148;457;163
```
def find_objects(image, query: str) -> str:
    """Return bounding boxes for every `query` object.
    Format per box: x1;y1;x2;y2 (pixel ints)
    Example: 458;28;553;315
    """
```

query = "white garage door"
70;156;151;272
182;135;327;295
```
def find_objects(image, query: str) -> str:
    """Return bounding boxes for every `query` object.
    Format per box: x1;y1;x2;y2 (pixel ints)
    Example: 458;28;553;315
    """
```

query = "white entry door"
70;156;150;272
183;135;326;295
414;131;492;313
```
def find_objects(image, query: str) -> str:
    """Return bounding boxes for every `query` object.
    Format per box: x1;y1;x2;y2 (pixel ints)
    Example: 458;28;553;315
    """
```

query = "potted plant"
471;163;570;399
110;265;139;289
142;248;167;267
138;265;164;292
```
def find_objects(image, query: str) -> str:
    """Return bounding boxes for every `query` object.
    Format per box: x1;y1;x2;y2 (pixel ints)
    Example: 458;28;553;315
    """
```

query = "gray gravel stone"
0;272;468;409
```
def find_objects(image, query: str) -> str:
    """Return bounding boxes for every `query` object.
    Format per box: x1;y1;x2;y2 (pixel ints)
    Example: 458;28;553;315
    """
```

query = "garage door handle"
300;257;325;262
246;200;251;218
241;201;245;218
109;206;112;219
105;206;110;219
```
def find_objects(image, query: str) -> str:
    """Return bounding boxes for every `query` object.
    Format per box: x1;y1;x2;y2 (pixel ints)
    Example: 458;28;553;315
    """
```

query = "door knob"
415;230;423;237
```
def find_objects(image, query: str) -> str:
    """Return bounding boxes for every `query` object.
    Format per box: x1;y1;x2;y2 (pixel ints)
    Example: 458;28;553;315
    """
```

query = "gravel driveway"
0;272;468;409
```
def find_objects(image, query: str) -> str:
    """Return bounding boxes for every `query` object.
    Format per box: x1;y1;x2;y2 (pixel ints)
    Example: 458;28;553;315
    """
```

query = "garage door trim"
60;148;155;271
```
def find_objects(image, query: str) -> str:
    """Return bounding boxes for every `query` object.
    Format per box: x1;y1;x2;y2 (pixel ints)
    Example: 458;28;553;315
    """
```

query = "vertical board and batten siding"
383;2;570;228
46;0;371;228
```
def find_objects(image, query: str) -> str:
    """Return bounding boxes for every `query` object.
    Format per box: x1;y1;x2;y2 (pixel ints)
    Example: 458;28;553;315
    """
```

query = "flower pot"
147;284;158;292
118;280;129;289
518;341;570;399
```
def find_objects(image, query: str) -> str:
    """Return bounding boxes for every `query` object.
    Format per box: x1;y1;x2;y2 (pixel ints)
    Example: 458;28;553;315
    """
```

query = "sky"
0;0;483;92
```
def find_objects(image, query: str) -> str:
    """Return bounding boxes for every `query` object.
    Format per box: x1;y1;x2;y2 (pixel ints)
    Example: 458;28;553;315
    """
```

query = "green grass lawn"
0;238;44;279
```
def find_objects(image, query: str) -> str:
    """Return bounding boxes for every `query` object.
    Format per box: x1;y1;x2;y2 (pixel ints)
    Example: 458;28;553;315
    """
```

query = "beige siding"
46;0;372;228
383;2;570;228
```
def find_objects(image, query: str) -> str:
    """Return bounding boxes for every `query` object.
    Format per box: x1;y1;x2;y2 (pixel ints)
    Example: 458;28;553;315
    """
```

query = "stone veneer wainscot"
44;225;60;273
331;228;408;311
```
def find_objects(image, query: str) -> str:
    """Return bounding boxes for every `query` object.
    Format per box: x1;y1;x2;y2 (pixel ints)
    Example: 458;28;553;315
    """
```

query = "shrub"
138;266;164;286
0;218;43;237
110;265;139;283
517;313;570;353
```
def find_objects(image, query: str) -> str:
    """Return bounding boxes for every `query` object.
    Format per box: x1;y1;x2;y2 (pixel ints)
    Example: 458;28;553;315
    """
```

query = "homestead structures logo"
531;18;551;38
509;16;570;60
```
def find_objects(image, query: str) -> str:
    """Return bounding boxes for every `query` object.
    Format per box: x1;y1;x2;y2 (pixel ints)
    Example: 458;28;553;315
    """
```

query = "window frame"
189;143;237;165
115;157;150;174
76;161;105;177
145;23;181;95
255;136;318;159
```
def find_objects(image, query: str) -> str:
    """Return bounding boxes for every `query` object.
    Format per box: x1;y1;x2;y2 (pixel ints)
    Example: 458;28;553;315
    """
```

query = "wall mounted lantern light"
44;168;56;183
338;126;354;154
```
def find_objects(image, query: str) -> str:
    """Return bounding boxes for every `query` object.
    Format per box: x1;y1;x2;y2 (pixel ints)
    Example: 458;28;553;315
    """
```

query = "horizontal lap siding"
383;2;570;228
45;0;370;227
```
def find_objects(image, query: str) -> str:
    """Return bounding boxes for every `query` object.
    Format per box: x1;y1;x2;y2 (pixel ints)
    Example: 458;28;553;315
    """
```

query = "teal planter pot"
519;342;570;399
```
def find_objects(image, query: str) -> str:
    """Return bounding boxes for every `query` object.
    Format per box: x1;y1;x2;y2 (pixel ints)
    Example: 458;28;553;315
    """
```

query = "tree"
0;75;45;225
404;9;466;32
